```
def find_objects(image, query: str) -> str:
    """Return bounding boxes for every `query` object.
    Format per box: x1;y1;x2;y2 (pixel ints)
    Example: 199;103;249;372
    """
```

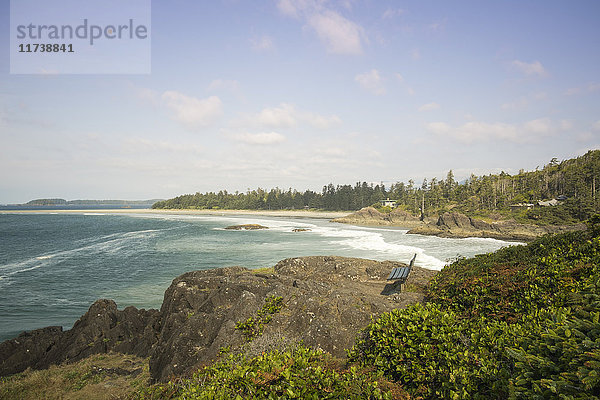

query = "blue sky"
1;0;599;203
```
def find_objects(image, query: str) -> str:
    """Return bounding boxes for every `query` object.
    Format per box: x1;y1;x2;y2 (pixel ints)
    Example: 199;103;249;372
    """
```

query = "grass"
0;353;150;400
251;266;275;274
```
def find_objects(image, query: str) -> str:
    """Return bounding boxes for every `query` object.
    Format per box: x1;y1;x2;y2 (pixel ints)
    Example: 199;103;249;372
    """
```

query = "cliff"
0;256;436;383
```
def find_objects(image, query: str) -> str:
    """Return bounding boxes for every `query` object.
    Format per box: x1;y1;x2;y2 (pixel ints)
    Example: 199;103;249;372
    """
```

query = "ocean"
0;211;519;341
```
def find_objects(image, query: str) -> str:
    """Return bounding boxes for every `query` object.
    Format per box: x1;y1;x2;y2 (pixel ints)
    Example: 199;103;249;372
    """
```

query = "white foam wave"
309;226;445;270
0;228;163;282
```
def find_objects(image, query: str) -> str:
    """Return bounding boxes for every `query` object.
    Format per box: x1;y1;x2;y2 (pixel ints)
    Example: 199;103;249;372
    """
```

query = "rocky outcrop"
0;256;436;382
332;207;424;228
224;224;268;230
0;300;159;377
408;212;585;241
333;208;585;241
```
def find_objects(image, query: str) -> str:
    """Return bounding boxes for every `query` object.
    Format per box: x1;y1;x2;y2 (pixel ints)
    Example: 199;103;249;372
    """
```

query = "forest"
153;150;600;223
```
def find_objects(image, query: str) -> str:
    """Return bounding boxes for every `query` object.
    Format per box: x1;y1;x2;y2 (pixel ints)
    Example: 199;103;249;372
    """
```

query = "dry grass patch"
0;353;149;400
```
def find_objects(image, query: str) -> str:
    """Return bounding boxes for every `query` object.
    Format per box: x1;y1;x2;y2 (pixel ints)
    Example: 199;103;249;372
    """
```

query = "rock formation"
407;211;585;241
331;207;424;228
0;256;436;382
224;224;268;230
332;208;585;241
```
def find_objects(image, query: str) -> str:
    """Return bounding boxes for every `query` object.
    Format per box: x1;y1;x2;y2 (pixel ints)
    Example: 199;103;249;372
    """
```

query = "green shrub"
427;230;600;322
140;346;405;399
348;303;523;400
235;295;284;341
507;280;600;399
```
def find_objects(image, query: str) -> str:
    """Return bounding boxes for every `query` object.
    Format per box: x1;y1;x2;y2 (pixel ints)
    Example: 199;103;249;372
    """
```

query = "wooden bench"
382;254;416;295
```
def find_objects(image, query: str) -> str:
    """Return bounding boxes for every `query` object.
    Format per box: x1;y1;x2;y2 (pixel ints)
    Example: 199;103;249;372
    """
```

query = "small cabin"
538;199;559;207
380;198;397;208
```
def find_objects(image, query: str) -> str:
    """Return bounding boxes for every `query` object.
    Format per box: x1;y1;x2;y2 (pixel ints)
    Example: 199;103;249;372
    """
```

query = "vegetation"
348;304;521;399
138;346;407;400
348;217;600;399
235;295;284;341
0;353;149;400
153;150;600;224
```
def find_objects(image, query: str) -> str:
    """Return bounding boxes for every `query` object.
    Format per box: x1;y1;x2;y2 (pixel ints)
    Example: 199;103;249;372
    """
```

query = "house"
538;199;560;207
380;198;397;208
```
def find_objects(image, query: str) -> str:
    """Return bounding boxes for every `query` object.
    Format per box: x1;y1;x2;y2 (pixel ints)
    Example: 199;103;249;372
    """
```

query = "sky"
1;0;599;203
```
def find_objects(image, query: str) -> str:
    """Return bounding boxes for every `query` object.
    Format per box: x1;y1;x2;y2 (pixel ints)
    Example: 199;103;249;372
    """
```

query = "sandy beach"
0;208;350;219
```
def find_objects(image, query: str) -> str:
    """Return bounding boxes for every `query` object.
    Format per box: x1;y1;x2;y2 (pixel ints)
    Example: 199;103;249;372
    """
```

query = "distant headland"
16;198;163;207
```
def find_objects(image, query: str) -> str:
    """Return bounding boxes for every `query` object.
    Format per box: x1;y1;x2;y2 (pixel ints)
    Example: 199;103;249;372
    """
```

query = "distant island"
19;198;163;207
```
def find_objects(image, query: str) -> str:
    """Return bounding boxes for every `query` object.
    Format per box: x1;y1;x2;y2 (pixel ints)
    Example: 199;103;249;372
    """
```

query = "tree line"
153;150;600;219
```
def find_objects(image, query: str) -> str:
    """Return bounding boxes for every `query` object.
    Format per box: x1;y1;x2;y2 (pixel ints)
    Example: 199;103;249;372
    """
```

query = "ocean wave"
308;226;445;270
0;228;163;283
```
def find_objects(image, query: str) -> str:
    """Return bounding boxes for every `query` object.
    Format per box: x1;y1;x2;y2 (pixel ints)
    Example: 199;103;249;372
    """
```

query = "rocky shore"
407;211;585;241
0;256;436;382
331;206;431;228
333;207;585;241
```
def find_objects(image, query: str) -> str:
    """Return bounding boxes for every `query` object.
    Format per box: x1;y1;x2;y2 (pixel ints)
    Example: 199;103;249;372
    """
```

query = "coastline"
0;208;349;220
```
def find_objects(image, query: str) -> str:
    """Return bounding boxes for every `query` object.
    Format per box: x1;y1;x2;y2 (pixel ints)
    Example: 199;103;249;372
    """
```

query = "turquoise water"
0;212;519;341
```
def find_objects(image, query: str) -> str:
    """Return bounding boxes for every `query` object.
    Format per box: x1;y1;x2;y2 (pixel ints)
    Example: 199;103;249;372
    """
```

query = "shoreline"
0;208;350;220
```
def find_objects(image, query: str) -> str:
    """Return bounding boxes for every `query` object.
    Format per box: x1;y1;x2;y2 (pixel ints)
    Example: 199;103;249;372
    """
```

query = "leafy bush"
507;280;600;399
140;346;406;399
348;303;523;400
427;230;600;321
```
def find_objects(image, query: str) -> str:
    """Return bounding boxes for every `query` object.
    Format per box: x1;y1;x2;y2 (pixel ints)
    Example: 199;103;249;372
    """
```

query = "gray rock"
0;257;436;383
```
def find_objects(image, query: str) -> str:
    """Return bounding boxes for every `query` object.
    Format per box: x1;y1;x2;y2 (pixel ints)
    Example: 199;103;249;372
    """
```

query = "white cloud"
240;103;341;130
382;8;404;19
161;91;223;130
560;120;573;130
253;103;297;128
234;132;286;145
418;102;440;112
426;118;559;143
411;49;421;60
277;0;365;55
426;122;451;135
510;60;548;77
395;73;404;83
123;138;203;155
307;10;364;55
302;111;342;129
136;87;160;104
316;147;347;157
276;0;303;17
250;35;275;51
565;82;600;96
355;69;385;95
